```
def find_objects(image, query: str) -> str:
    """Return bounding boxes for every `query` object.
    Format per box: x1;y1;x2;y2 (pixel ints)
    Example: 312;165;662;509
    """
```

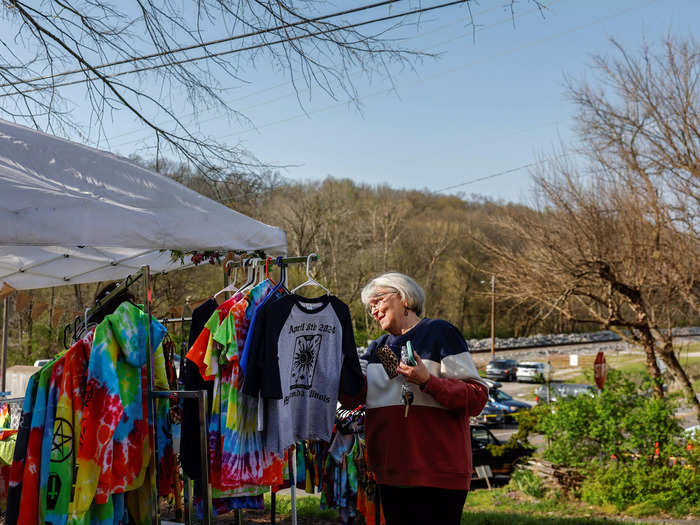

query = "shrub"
536;370;683;466
531;369;699;517
508;467;545;498
581;460;700;517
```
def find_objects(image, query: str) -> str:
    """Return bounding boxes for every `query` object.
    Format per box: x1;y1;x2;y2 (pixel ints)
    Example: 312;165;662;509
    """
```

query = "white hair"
361;272;425;316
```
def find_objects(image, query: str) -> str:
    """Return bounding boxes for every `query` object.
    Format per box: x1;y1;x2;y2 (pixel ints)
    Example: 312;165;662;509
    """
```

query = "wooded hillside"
4;170;696;366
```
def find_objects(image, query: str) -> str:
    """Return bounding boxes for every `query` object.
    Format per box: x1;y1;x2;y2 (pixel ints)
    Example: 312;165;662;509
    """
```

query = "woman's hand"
397;352;430;387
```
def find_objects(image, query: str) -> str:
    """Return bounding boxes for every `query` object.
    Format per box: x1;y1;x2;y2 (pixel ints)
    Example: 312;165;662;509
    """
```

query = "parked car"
534;382;598;404
489;387;531;422
475;383;532;425
470;423;533;478
475;400;507;425
485;359;518;382
516;361;552;383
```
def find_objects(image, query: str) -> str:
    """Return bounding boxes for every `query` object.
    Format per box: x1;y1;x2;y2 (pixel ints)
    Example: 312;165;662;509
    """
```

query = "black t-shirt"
180;298;217;480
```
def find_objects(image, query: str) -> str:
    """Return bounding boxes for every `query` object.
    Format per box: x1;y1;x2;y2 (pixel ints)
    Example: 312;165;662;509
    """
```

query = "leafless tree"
481;36;700;415
0;1;546;178
570;37;699;239
0;0;427;174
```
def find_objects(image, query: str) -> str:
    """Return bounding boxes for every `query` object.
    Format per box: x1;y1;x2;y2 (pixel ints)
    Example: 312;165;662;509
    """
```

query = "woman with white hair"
341;272;488;525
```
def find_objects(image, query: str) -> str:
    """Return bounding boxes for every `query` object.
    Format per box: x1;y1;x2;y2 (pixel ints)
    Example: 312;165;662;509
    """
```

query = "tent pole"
2;295;8;393
198;389;213;525
143;266;161;525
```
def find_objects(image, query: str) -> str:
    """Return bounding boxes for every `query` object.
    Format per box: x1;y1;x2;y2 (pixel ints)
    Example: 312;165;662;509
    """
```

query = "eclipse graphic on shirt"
290;334;322;390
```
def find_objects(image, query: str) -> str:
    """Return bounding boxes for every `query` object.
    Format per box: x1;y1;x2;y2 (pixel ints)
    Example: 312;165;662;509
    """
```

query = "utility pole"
490;275;495;358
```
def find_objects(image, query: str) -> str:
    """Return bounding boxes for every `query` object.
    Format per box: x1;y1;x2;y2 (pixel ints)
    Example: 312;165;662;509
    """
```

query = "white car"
516;361;552;383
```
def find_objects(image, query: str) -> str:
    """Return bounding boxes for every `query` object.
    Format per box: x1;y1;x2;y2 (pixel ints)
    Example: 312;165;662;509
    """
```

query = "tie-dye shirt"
16;360;54;525
73;302;166;513
218;281;285;488
41;339;90;525
39;353;66;525
6;370;37;525
186;281;283;495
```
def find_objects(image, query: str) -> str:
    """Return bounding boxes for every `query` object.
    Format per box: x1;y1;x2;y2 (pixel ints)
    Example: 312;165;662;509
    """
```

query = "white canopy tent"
0;118;286;290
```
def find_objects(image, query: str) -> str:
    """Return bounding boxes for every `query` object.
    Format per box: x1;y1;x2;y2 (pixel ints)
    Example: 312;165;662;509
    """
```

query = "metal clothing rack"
12;255;324;525
225;254;320;271
159;316;192;384
142;267;213;525
62;271;144;349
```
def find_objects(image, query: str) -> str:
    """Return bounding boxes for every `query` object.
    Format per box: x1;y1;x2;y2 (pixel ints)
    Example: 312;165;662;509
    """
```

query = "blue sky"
6;1;700;204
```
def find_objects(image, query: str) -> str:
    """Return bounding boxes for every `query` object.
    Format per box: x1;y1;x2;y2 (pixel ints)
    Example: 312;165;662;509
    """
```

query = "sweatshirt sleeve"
419;320;488;413
438;321;486;386
421;376;488;415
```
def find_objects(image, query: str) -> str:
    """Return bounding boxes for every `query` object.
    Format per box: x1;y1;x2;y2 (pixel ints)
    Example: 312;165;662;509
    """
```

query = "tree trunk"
657;342;700;418
26;292;34;360
18;316;22;357
73;284;84;310
458;280;469;334
635;325;665;398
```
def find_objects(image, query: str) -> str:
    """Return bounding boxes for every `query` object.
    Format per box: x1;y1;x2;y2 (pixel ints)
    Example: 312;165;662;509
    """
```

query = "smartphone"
402;340;417;366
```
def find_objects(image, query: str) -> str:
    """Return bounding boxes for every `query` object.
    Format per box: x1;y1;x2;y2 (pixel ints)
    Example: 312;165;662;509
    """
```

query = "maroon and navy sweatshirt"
341;318;488;491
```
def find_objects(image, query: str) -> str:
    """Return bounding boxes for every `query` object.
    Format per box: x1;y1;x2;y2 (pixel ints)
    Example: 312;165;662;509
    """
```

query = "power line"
435;163;541;193
204;0;648;143
0;0;402;89
105;1;506;145
2;0;470;97
110;0;541;150
434;153;574;193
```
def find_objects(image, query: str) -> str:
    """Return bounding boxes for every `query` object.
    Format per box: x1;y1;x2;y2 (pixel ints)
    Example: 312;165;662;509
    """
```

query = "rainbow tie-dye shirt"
73;302;166;514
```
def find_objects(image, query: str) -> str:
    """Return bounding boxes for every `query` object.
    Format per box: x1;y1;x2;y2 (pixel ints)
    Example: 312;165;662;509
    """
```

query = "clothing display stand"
2;256;333;525
159;314;193;524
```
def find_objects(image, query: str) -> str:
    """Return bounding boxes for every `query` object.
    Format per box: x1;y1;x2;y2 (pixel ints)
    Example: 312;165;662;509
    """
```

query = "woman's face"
367;288;403;335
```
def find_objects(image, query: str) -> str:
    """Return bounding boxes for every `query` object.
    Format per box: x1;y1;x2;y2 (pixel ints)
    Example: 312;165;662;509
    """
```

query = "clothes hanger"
216;257;257;299
264;257;277;285
238;257;260;294
255;258;265;285
274;256;290;292
214;260;240;299
290;253;330;295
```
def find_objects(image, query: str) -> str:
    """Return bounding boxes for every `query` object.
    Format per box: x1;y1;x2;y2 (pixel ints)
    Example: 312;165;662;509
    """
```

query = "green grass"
264;490;663;525
264;493;338;520
463;487;665;525
460;512;641;525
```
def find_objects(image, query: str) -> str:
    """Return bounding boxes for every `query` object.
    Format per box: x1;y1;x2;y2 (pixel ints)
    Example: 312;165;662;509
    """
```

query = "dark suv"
470;424;533;478
485;359;518;382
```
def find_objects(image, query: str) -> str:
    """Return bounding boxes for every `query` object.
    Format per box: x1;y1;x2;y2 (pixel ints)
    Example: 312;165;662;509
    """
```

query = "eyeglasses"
366;290;398;314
